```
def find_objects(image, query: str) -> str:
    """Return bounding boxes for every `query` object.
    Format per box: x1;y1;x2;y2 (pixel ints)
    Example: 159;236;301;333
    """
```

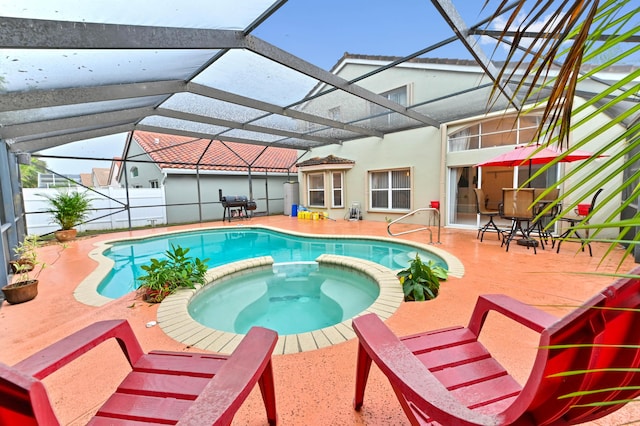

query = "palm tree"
483;0;640;414
484;0;639;265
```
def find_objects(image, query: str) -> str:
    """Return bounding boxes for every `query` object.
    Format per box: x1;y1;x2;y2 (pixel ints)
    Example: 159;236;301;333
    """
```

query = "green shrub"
137;244;209;303
42;190;93;230
397;253;448;301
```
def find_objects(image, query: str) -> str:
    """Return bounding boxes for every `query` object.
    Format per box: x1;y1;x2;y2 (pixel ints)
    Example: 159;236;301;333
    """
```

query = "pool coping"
74;224;465;307
157;254;405;354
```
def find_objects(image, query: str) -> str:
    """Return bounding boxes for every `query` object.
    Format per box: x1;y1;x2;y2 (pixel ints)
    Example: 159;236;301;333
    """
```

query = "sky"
40;134;128;175
40;1;490;174
38;1;637;174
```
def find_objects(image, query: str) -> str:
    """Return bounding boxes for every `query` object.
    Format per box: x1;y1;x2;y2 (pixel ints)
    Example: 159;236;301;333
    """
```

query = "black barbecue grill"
219;189;257;222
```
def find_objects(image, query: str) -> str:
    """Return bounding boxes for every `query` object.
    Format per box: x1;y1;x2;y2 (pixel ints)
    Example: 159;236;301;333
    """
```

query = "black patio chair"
501;188;538;253
474;188;501;242
554;188;603;256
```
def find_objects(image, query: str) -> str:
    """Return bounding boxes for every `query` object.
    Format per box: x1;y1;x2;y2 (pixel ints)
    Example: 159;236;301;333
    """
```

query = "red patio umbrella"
475;145;597;168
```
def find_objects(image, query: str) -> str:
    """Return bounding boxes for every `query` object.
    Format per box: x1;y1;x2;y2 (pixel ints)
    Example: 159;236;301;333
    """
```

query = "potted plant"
137;244;209;303
2;235;45;304
9;234;37;274
397;253;448;301
42;190;93;242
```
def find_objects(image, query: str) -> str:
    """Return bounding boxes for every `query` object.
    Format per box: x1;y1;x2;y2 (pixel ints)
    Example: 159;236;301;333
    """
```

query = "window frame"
331;171;344;208
370;85;409;128
369;168;412;211
447;114;543;152
307;172;325;207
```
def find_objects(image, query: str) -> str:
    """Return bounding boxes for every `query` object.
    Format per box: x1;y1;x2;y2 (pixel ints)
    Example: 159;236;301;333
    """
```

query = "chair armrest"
352;313;501;425
177;326;278;426
467;294;558;337
13;320;145;380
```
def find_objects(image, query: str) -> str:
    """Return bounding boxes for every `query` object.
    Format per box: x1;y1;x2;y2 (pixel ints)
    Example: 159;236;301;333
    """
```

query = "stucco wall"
121;142;163;188
164;173;291;224
300;125;441;224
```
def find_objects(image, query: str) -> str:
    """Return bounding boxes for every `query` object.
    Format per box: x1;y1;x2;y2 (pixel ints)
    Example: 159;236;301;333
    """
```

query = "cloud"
479;10;568;55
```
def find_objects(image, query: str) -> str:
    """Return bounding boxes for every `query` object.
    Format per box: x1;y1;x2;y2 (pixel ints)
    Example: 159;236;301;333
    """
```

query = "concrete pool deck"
1;216;640;424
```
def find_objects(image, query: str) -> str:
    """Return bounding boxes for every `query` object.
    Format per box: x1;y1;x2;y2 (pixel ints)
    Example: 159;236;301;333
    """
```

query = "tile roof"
79;173;92;187
92;168;111;187
296;155;355;167
132;132;298;173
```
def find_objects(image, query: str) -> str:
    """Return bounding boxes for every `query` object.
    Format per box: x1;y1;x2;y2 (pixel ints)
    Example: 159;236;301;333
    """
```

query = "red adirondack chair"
353;267;640;425
0;320;278;425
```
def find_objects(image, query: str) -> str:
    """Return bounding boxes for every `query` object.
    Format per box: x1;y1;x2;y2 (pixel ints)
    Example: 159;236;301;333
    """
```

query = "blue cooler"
291;204;298;217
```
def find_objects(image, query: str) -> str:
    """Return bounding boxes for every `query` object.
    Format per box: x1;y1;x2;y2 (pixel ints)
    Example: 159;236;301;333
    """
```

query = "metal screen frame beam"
430;0;520;111
0;17;248;50
0;80;187;112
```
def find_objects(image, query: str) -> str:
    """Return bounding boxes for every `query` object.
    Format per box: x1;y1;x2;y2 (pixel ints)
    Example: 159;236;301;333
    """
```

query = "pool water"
97;227;446;299
188;262;380;335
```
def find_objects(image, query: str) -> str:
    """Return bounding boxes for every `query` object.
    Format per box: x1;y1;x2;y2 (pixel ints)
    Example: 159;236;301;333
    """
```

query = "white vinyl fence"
23;187;167;235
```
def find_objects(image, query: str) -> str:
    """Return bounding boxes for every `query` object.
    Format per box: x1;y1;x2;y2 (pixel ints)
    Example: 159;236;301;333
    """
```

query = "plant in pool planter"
137;244;209;303
2;235;46;304
41;189;93;242
397;253;448;301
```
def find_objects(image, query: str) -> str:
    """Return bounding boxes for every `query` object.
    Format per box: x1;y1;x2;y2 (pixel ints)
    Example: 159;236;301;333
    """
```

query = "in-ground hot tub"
189;261;380;335
157;255;405;354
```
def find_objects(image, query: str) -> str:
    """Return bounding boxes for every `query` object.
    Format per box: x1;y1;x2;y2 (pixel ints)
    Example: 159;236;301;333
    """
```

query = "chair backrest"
511;266;640;424
473;188;487;214
501;188;535;219
589;188;604;213
0;364;59;425
533;187;559;202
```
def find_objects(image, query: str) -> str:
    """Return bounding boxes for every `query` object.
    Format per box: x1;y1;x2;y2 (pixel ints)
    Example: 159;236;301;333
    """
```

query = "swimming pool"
94;226;454;299
189;261;379;335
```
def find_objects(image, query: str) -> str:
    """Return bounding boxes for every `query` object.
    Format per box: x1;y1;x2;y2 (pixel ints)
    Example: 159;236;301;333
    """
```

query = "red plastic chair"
353;266;640;425
0;320;278;425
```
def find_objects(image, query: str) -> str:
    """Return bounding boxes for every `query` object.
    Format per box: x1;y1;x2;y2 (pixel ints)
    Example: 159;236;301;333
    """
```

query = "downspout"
248;166;253;201
196;164;202;222
197;139;215;223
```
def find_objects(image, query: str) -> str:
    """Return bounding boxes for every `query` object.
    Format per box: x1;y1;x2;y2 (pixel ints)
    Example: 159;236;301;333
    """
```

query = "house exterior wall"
163;172;291;224
118;139;294;225
337;61;485;104
301;59;625;238
121;142;163;188
444;99;625;238
558;97;625;237
299;125;441;224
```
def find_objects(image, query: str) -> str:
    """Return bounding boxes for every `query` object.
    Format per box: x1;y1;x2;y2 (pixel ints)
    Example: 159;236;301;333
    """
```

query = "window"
307;173;325;207
150;179;159;188
370;169;411;210
448;115;543;152
370;86;408;129
130;166;138;178
331;172;344;207
329;106;341;121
